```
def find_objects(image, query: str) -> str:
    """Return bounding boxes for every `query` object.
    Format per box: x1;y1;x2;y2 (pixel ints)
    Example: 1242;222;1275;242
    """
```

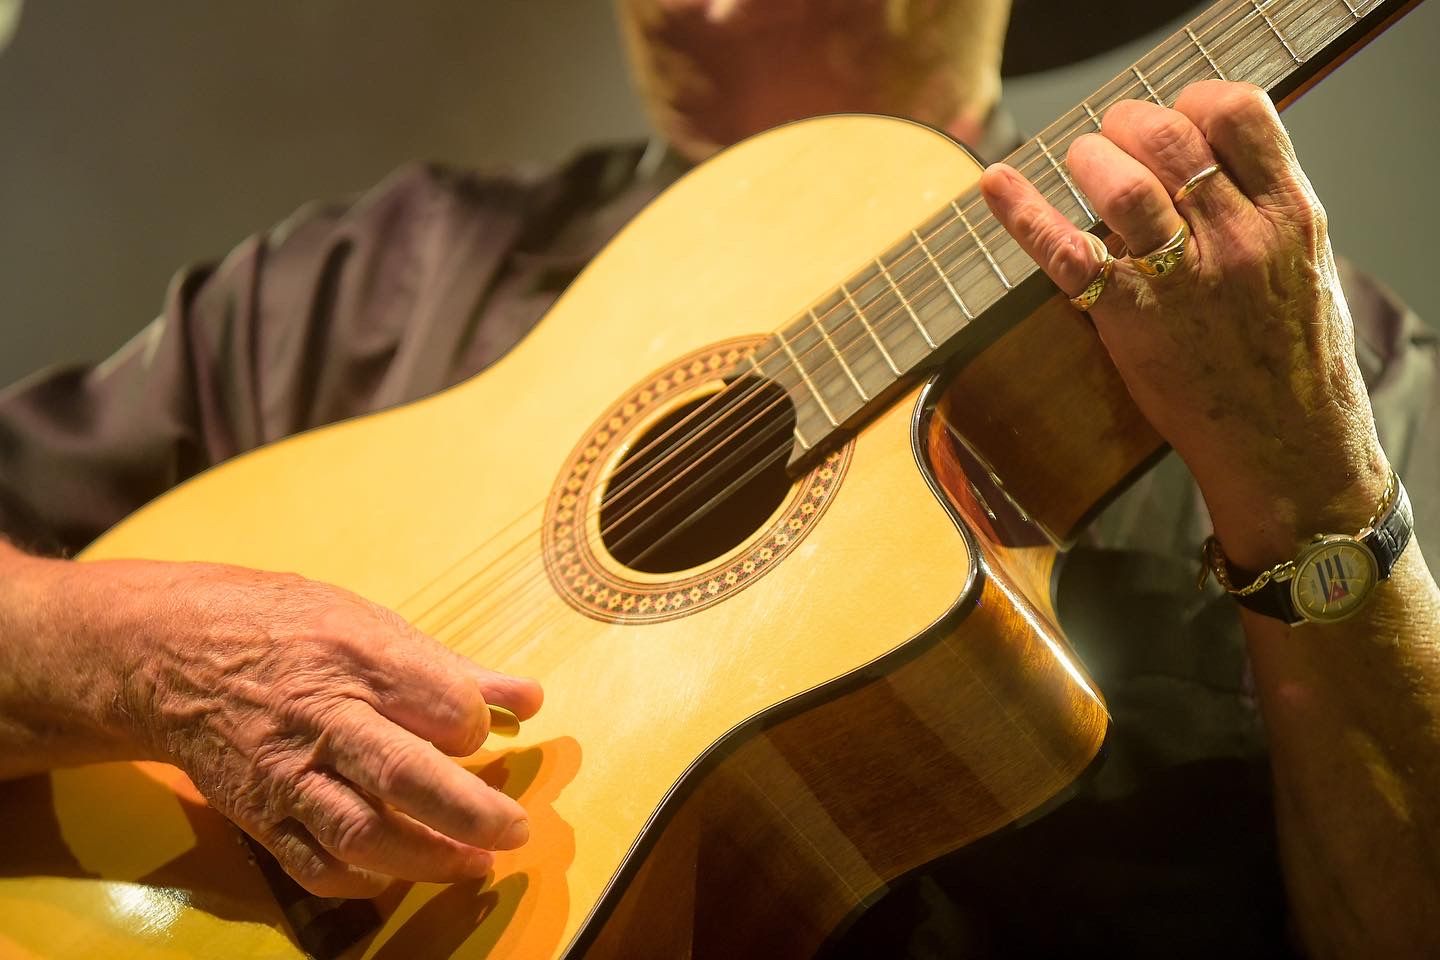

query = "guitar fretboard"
751;0;1404;465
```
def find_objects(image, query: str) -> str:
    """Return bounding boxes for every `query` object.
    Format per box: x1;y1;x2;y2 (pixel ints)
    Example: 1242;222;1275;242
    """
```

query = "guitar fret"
912;229;973;320
775;329;838;427
747;353;815;450
875;257;936;348
951;202;1012;290
841;282;902;375
1131;65;1163;104
1249;0;1302;62
754;0;1382;466
1185;26;1229;79
1035;136;1096;223
808;307;869;402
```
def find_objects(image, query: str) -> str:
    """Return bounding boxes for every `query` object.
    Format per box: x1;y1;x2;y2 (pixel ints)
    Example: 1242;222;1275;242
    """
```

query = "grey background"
1;1;1436;388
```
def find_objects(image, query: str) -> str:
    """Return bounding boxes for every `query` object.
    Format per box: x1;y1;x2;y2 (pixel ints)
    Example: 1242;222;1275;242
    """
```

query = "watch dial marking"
1292;537;1379;623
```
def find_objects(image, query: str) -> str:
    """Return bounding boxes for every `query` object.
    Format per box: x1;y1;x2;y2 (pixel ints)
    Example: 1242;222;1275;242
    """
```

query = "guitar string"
406;0;1336;636
562;0;1349;568
412;0;1344;647
400;0;1352;649
429;0;1352;660
404;0;1347;651
429;0;1359;673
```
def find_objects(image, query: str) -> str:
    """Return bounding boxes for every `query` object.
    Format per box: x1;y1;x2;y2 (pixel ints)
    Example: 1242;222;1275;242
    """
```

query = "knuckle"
1052;234;1097;290
1006;204;1092;291
1109;176;1157;221
438;674;489;754
328;805;385;862
1211;85;1274;141
235;738;301;823
373;738;420;798
1228;83;1272;120
1009;204;1052;248
1146;112;1197;168
267;828;344;897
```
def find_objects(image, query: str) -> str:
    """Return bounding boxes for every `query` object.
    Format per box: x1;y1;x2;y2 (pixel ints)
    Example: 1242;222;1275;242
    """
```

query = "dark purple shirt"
1;146;1435;956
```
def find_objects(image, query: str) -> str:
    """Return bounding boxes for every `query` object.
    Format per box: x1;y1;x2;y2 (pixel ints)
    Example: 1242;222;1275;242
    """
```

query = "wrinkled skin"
4;6;1438;940
982;86;1440;954
980;81;1389;566
4;553;543;898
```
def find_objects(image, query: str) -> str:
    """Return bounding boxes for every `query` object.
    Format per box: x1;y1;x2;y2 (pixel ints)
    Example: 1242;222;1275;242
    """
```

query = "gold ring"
1173;163;1221;203
1131;221;1191;278
1068;248;1114;311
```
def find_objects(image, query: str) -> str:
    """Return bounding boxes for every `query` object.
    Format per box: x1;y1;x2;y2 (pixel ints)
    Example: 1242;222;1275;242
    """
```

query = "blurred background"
0;0;1436;387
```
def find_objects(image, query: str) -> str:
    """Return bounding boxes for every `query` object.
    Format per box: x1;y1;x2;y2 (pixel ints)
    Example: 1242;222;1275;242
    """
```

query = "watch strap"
1226;474;1411;626
1368;478;1412;579
1235;575;1303;625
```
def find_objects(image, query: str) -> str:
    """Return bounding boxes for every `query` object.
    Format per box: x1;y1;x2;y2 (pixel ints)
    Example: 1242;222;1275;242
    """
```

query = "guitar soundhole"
599;377;797;574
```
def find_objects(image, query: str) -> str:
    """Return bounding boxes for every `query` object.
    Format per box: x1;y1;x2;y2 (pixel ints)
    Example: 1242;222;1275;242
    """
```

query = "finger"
363;614;543;756
365;644;495;759
1099;99;1252;235
467;665;544;722
290;769;495;884
1173;80;1317;217
1065;134;1184;255
979;162;1111;299
323;699;529;851
258;818;391;899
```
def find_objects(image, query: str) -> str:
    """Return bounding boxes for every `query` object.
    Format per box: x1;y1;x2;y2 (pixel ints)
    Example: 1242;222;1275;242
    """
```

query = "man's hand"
980;80;1388;570
0;546;543;898
984;80;1440;955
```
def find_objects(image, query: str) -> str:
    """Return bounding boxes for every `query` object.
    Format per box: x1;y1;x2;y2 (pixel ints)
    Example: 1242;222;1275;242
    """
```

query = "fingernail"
468;850;495;877
497;819;530;849
1083;232;1109;263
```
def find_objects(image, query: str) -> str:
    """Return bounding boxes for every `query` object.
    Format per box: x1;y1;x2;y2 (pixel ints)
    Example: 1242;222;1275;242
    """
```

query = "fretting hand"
980;80;1389;570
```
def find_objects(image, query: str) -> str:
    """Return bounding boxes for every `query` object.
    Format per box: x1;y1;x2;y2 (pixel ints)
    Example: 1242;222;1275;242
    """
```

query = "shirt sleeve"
0;163;532;556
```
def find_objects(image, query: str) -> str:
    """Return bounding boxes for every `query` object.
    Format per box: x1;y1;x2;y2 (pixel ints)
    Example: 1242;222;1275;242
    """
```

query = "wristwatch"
1200;471;1413;626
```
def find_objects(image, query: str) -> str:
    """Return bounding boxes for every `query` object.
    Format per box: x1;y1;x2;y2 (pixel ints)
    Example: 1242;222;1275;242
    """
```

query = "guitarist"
1;1;1438;954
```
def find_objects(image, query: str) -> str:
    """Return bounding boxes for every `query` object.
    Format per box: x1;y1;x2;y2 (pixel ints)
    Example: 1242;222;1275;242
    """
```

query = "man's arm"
982;80;1440;954
0;537;544;897
1245;547;1440;952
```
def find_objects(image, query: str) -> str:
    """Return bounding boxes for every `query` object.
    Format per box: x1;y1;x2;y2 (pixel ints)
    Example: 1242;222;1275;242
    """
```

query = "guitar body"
0;115;1132;958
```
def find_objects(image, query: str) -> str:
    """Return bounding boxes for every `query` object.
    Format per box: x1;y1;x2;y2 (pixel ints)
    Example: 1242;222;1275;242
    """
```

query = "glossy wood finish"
584;386;1108;958
0;114;1134;958
939;292;1164;546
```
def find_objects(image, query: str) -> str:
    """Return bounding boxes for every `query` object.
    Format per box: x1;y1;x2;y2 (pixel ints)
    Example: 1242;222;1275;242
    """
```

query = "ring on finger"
1068;246;1115;312
1173;163;1222;204
1130;221;1191;278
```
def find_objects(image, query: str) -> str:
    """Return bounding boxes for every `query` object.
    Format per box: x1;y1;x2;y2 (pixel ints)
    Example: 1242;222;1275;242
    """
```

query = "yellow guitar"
0;0;1420;956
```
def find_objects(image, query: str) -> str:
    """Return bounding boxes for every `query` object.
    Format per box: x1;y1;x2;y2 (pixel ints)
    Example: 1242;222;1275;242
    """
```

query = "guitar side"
0;114;1127;959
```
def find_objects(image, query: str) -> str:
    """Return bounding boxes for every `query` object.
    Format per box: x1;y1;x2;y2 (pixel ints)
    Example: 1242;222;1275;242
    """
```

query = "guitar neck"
760;0;1422;471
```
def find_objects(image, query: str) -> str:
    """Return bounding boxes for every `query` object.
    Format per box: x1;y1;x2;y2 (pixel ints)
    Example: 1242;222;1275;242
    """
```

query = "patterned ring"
1068;249;1115;312
1130;220;1191;279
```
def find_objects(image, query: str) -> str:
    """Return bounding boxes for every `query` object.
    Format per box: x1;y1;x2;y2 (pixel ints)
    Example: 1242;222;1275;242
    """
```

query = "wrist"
1198;446;1391;572
0;551;156;770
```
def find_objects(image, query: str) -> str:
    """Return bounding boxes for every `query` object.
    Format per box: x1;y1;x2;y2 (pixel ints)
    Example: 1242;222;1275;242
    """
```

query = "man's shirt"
2;148;1435;956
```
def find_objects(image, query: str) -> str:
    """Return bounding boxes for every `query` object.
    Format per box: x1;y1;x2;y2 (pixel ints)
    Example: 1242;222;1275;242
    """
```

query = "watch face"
1291;536;1379;624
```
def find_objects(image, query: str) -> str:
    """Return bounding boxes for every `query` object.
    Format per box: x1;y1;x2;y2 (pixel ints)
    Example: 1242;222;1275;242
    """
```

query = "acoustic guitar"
0;0;1422;956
